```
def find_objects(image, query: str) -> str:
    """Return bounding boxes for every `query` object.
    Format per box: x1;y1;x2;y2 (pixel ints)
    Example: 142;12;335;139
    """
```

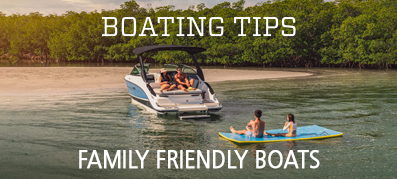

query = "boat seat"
150;83;161;89
153;88;202;97
150;72;199;89
146;73;160;84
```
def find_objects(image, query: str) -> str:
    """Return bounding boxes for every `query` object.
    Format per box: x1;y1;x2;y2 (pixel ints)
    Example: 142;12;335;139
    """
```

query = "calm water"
1;68;396;178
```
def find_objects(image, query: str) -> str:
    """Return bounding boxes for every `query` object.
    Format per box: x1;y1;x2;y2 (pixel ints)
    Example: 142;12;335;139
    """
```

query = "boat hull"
125;75;222;116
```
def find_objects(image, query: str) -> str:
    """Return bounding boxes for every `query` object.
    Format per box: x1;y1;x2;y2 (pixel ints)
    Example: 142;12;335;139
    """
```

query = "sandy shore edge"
0;67;312;95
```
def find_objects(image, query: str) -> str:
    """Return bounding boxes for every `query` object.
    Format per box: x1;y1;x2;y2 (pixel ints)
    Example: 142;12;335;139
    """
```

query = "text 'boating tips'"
102;17;296;37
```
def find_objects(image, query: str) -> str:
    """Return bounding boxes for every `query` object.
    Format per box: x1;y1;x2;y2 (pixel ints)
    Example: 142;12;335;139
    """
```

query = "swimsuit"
161;74;171;83
160;75;174;89
283;122;297;137
178;84;189;88
245;130;256;138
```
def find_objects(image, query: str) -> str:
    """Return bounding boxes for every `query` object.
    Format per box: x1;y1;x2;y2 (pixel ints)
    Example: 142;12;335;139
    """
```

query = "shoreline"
0;67;312;95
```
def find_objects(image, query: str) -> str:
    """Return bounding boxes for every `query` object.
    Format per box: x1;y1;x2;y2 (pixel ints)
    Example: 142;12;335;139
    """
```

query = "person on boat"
159;68;176;92
267;114;297;137
230;110;265;138
175;67;195;93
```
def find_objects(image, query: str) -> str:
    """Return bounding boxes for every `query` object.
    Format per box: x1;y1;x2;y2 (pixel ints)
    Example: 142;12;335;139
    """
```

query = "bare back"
251;119;265;137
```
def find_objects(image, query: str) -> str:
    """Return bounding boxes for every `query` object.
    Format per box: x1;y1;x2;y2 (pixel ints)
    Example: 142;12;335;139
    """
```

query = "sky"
0;0;269;15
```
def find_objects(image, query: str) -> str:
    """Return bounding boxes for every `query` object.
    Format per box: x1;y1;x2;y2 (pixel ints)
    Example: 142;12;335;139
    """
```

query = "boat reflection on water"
126;103;222;150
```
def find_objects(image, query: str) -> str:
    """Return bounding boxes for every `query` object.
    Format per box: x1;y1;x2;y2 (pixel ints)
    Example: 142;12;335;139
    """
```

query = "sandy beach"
0;67;311;95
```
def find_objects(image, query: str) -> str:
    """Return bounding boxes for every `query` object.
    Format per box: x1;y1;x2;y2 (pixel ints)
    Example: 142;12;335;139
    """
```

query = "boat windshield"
163;64;197;75
131;63;150;76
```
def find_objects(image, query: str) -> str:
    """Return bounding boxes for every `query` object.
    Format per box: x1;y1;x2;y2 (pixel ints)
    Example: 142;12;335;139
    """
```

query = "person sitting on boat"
267;114;297;137
230;110;265;138
159;68;176;92
175;67;195;93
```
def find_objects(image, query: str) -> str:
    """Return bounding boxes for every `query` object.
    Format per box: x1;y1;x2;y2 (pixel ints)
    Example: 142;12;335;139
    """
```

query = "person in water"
159;68;176;92
267;114;297;137
175;67;195;93
230;110;265;138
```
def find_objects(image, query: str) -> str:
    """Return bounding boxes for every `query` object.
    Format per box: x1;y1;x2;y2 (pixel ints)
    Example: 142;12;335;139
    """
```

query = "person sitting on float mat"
266;114;297;137
230;110;265;138
159;68;176;92
175;67;195;93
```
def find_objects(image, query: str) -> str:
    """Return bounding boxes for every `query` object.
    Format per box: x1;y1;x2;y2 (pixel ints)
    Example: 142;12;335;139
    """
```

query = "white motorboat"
124;45;222;119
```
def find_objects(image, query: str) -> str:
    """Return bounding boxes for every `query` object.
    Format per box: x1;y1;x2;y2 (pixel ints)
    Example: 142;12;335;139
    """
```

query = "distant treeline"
1;0;397;68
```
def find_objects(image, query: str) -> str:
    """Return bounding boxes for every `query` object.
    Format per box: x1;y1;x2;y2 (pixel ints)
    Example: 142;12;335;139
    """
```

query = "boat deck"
153;88;203;96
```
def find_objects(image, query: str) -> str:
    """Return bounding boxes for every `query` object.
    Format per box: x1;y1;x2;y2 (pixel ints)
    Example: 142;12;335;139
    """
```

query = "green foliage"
1;0;397;68
319;0;397;67
0;11;10;56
